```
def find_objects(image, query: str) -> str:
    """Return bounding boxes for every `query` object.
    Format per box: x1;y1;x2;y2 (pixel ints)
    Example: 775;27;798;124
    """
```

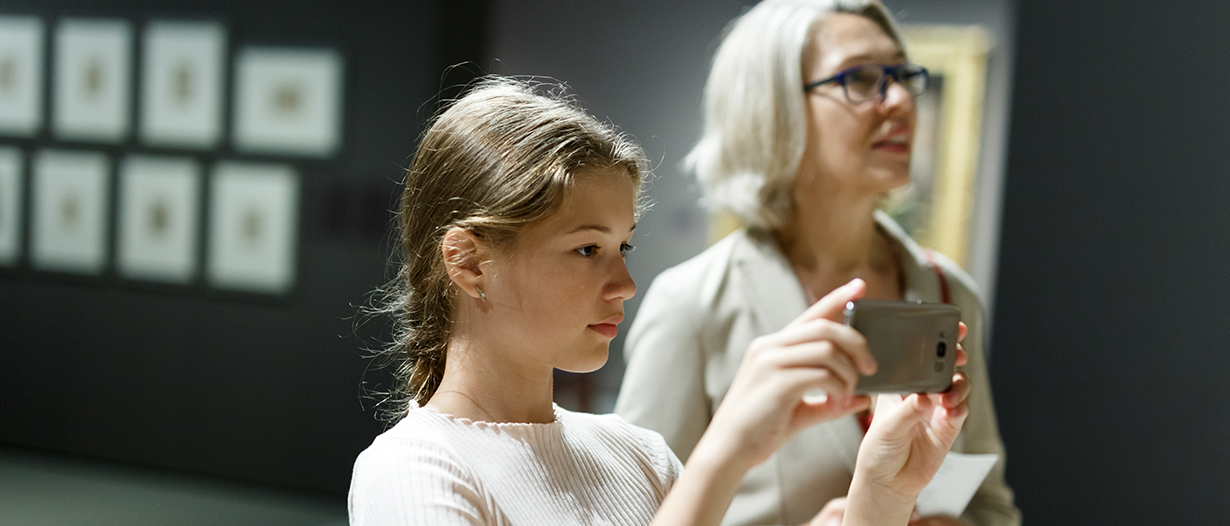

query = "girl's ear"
442;227;487;300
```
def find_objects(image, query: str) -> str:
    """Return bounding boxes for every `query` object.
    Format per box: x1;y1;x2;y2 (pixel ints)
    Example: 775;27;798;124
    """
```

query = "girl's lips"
589;323;618;338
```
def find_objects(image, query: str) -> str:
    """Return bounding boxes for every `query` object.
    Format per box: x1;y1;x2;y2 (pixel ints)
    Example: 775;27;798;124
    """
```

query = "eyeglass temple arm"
803;77;840;92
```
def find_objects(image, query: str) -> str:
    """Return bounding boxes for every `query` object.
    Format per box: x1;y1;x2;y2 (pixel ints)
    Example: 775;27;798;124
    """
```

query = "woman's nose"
879;78;915;112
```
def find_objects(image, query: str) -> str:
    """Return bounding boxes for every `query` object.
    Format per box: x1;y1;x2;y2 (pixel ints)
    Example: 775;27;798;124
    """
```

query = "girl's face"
796;13;916;199
478;169;638;374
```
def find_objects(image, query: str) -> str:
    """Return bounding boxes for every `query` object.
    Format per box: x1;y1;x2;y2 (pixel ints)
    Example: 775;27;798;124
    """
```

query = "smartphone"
843;299;961;394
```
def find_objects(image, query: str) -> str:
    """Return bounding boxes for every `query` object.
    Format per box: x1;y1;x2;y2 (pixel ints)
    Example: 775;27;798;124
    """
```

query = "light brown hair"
371;77;648;421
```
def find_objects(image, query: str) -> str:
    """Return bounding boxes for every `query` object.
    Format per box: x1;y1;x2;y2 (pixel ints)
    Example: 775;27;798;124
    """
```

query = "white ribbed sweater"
348;402;684;525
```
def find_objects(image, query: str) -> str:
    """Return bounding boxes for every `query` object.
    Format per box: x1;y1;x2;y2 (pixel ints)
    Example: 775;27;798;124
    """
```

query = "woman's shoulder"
642;228;789;310
652;230;752;284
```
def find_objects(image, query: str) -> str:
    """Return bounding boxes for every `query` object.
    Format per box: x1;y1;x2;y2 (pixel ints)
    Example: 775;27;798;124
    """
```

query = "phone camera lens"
936;342;947;357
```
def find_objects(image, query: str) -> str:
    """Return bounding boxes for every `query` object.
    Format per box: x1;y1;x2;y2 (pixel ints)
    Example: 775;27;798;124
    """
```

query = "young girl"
348;77;972;526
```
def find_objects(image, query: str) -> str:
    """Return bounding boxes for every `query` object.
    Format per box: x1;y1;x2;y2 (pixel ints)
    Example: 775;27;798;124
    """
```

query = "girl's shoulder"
556;408;684;490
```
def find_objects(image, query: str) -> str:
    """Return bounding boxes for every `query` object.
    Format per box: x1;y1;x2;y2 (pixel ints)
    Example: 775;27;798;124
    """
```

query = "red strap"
858;411;873;433
923;249;951;304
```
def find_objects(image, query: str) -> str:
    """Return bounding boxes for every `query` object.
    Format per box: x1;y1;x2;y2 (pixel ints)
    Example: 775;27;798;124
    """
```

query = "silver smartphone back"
843;299;961;394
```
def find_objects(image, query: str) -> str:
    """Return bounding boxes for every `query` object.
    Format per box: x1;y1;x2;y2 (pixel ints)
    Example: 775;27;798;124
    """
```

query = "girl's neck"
775;193;901;303
425;331;557;424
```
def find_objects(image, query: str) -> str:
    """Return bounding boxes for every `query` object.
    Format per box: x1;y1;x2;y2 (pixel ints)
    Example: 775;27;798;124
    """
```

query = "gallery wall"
0;0;488;496
991;0;1230;522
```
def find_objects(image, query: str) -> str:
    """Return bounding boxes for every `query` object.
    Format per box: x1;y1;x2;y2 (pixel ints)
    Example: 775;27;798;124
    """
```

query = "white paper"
140;20;226;148
0;16;45;136
31;149;110;274
0;147;22;265
118;155;201;283
54;18;133;142
207;162;298;293
233;46;343;157
915;452;998;518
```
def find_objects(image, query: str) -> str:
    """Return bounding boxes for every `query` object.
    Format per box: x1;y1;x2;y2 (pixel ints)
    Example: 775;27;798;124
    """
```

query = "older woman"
615;1;1021;526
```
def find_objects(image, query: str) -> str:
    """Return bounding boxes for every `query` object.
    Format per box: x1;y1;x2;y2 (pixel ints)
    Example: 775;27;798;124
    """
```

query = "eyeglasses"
803;63;929;104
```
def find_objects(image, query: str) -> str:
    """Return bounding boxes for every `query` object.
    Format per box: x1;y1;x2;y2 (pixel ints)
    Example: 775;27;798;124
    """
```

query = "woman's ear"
442;227;486;300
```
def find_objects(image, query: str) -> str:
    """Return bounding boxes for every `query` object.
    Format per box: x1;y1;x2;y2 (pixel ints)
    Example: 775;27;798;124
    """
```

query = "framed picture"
0;16;45;137
233;47;343;157
53;18;133;143
0;147;22;265
31;149;110;274
207;162;298;293
118;155;201;283
140;20;226;149
883;24;992;267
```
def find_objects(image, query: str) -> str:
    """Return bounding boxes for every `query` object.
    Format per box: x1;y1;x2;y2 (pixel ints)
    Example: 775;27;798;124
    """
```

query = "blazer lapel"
731;230;809;334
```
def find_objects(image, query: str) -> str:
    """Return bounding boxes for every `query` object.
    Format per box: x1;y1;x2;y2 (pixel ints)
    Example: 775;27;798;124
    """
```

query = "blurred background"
1;0;1228;524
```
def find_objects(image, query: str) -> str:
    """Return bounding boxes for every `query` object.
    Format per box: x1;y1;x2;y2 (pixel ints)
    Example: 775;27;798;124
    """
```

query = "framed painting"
232;47;343;157
31;149;110;274
207;162;299;293
0;16;45;137
53;18;133;143
884;24;991;267
0;147;21;265
140;20;226;149
707;24;991;270
117;155;201;283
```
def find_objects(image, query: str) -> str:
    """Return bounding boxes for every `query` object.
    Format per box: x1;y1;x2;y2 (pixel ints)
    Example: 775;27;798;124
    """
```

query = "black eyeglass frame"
803;63;930;103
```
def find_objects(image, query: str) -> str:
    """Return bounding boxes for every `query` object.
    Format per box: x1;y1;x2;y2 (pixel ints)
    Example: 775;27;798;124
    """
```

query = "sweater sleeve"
615;269;713;464
349;437;488;526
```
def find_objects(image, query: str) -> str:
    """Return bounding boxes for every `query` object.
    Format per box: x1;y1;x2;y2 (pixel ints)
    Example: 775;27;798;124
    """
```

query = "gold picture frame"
891;24;990;266
707;24;991;268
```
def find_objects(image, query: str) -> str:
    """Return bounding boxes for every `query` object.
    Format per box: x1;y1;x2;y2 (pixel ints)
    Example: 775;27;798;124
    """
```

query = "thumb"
788;278;866;328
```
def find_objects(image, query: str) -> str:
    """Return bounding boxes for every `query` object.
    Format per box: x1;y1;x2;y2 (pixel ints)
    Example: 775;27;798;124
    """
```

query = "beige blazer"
616;212;1021;526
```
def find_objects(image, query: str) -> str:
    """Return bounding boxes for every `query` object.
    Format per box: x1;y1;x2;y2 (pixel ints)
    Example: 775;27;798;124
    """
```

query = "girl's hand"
696;278;877;473
852;322;972;506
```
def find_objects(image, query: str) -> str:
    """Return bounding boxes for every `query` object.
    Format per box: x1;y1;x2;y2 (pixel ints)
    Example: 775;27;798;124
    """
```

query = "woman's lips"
589;323;619;338
872;140;910;153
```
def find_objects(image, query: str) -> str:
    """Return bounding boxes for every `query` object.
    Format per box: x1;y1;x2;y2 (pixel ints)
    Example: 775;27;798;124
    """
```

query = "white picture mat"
32;149;110;274
118;155;200;283
0;16;45;136
207;162;298;293
0;147;22;265
140;20;225;148
233;47;342;157
54;18;132;142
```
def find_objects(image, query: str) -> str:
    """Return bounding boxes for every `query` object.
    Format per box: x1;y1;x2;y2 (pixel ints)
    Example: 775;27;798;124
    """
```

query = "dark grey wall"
991;0;1230;522
0;0;487;497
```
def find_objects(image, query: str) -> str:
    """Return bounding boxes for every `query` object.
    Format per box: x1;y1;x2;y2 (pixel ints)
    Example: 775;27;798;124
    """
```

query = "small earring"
476;286;486;301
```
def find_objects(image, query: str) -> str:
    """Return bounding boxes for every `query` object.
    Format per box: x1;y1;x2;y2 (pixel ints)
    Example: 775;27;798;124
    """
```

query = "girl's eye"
576;245;597;257
620;243;635;257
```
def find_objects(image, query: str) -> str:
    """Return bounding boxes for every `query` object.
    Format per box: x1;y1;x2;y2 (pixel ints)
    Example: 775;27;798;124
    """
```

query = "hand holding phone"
843;299;961;394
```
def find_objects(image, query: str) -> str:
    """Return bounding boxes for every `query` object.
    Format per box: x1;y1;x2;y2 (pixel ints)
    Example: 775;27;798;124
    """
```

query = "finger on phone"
788;278;866;327
941;372;970;408
769;320;876;375
771;340;862;393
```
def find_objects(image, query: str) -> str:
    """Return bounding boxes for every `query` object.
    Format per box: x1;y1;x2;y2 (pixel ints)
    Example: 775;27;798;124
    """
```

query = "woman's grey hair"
685;0;903;232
